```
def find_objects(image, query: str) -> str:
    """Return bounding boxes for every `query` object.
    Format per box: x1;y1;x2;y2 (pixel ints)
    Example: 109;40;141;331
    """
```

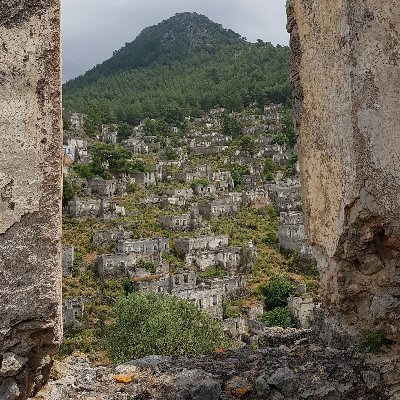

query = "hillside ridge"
65;12;245;85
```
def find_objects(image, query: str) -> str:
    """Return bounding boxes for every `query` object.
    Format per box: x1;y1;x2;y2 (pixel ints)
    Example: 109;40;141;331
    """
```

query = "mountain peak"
68;13;245;84
138;12;244;48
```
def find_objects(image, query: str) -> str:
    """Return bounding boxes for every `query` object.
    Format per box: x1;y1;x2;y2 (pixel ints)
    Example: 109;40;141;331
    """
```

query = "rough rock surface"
30;338;391;399
0;0;62;398
287;0;400;346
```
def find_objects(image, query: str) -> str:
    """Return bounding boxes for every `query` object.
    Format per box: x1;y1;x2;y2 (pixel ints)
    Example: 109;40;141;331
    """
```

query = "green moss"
356;331;391;354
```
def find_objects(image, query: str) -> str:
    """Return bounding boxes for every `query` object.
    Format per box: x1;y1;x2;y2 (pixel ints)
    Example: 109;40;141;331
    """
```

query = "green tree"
83;115;99;138
228;164;249;187
222;114;243;138
262;275;296;309
164;146;178;160
107;293;230;363
260;307;298;328
62;177;75;205
240;136;256;156
62;113;72;131
71;163;94;180
263;157;277;181
90;143;141;175
117;122;133;141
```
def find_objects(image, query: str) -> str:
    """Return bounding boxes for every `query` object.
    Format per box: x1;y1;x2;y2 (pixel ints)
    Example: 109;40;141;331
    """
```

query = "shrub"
260;307;298;328
262;275;296;309
122;277;134;296
264;230;278;247
126;182;137;194
199;266;226;278
228;163;249;188
356;331;390;354
284;250;319;277
263;157;277;177
137;259;156;274
223;303;241;319
107;293;230;363
72;251;84;277
72;163;94;180
191;177;209;189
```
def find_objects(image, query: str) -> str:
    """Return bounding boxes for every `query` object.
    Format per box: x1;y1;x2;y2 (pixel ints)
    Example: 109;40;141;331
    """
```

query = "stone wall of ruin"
287;0;400;346
0;1;62;398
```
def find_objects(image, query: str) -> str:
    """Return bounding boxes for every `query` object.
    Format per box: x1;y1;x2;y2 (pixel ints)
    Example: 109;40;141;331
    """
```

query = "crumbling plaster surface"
0;1;62;399
288;0;400;346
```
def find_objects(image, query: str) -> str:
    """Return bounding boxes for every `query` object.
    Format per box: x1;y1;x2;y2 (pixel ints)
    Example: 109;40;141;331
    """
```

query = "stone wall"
0;1;62;398
288;0;400;346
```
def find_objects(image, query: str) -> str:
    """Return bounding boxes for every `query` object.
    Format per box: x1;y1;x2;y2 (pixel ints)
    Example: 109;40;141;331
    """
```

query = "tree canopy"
107;293;230;363
63;14;290;127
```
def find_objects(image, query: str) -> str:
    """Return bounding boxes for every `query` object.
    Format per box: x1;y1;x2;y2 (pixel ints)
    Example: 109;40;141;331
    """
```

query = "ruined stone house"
132;171;156;188
88;176;117;198
193;183;217;197
63;144;77;163
223;317;247;340
175;165;212;183
242;190;271;209
67;198;125;219
174;235;252;273
63;298;84;330
288;295;317;329
268;183;302;212
101;125;118;144
209;171;235;192
278;211;312;257
92;229;132;249
95;237;170;279
165;188;194;199
62;246;75;277
175;235;229;256
121;138;149;154
242;174;260;190
198;199;239;220
69;112;85;130
159;208;202;232
68;198;102;218
95;253;137;279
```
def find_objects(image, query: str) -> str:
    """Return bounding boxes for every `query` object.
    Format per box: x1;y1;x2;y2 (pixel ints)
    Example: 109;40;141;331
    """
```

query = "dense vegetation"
63;13;290;127
107;293;230;363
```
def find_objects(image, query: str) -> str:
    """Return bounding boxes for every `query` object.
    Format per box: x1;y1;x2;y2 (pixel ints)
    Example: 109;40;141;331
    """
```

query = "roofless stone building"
0;0;399;398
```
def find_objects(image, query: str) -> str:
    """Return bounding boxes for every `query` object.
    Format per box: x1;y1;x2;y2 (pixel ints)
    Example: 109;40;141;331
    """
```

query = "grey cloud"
62;0;288;82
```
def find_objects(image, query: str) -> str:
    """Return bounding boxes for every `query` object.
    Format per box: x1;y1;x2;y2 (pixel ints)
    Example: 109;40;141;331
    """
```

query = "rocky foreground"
30;333;400;400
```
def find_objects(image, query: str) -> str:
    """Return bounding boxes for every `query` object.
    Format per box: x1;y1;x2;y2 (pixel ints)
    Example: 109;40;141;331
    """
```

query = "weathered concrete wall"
287;0;400;347
0;1;62;398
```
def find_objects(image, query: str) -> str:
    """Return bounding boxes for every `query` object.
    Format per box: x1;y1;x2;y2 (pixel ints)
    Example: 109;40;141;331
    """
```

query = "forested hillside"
63;12;290;126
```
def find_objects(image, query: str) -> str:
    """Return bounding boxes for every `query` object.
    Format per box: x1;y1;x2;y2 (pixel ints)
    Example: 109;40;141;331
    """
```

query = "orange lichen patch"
235;386;250;398
112;373;139;384
213;348;226;354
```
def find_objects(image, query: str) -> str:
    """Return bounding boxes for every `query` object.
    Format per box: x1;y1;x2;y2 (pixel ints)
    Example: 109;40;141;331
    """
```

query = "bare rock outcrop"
287;0;400;347
30;342;389;400
0;1;62;398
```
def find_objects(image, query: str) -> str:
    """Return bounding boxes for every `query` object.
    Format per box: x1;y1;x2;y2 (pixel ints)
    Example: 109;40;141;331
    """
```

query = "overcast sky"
61;0;289;82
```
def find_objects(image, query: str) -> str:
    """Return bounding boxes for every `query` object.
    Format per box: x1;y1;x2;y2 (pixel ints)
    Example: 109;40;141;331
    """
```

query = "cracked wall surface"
0;1;62;399
287;0;400;347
